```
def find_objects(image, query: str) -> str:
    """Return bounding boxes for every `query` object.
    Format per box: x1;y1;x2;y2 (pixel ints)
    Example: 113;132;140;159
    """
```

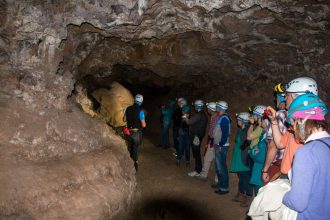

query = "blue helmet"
182;105;191;113
287;93;328;124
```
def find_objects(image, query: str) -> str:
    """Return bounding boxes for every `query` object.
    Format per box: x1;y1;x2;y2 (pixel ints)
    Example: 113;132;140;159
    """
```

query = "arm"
266;106;284;149
283;148;315;212
262;139;277;181
246;124;255;140
139;110;147;128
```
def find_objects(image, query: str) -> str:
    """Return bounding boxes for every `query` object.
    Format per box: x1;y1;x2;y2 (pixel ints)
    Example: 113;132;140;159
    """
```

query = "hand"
218;146;222;152
249;117;255;124
266;106;276;121
262;172;270;182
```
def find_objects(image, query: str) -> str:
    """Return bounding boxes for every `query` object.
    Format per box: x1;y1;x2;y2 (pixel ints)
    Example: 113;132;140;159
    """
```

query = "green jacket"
230;127;250;173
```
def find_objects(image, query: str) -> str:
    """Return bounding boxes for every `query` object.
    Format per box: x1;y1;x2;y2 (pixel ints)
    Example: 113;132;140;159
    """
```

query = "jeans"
177;134;190;161
160;122;170;146
237;171;253;196
173;125;179;150
191;137;202;173
127;130;142;163
214;145;229;191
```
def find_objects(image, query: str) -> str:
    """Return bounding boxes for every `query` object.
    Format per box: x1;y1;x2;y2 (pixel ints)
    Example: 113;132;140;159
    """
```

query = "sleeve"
251;126;263;140
283;147;316;212
280;131;289;149
219;117;230;146
139;110;145;121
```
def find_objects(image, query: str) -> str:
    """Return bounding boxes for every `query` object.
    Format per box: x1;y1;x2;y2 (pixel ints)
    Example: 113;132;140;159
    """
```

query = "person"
262;83;287;184
176;105;191;166
246;105;266;196
265;77;318;178
229;112;253;206
283;93;330;220
249;111;268;195
186;100;208;177
172;98;187;152
159;99;175;149
197;102;219;182
124;94;146;171
248;77;320;219
213;101;231;195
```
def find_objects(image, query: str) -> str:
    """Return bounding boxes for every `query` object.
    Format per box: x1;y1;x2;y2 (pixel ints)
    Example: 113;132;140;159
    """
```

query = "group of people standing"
124;76;330;220
159;97;232;194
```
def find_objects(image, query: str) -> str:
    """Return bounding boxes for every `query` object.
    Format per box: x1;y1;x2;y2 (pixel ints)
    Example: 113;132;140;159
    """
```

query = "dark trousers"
177;134;190;161
127;130;142;163
237;171;253;196
172;125;179;150
191;138;202;173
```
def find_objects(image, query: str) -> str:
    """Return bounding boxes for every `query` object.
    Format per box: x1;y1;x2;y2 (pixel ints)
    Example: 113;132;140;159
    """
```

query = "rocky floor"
124;125;250;220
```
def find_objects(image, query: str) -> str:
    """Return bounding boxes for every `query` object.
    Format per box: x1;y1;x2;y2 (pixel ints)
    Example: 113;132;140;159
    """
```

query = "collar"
305;131;330;144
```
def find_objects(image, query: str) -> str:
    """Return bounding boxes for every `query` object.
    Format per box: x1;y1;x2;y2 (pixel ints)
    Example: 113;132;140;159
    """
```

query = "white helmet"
286;77;318;95
135;94;143;105
236;112;250;124
253;105;266;118
206;102;217;112
179;98;187;107
216;101;228;111
194;100;204;111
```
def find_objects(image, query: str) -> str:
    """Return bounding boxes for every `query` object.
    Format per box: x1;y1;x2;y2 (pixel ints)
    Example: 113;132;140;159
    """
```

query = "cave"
0;0;329;219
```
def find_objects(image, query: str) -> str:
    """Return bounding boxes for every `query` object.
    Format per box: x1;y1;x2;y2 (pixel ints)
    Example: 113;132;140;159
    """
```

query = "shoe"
188;171;200;177
176;160;180;166
173;152;178;157
232;192;244;202
240;195;252;207
215;189;229;195
196;173;207;181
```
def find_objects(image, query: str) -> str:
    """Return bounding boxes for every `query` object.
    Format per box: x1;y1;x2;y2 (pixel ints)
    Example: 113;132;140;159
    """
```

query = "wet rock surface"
0;0;330;219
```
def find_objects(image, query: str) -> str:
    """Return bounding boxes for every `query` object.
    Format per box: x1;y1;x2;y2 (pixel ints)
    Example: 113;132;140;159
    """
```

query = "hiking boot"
232;192;244;202
240;195;252;207
188;171;200;177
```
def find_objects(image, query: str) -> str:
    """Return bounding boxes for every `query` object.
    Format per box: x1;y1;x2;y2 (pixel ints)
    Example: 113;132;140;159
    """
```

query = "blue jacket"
283;137;330;220
213;114;231;147
161;107;174;125
249;131;267;186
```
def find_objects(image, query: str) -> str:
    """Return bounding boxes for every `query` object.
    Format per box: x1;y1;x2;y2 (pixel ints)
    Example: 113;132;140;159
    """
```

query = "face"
237;120;243;128
285;93;298;109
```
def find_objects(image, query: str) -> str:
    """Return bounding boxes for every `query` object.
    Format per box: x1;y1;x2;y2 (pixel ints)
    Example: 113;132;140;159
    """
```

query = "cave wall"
0;0;330;219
